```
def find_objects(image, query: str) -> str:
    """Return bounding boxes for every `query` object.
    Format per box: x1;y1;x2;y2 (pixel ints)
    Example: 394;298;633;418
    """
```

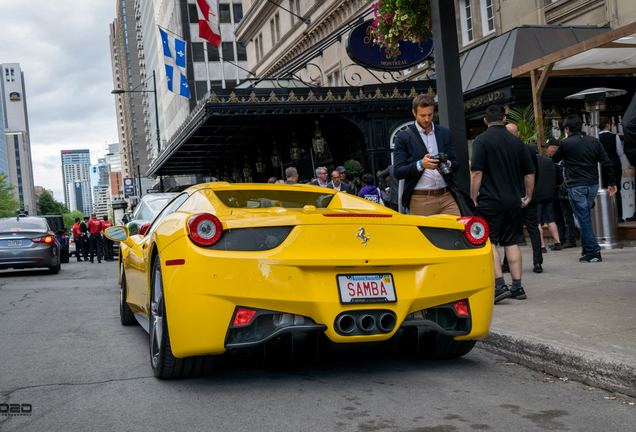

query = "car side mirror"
138;223;151;236
104;226;136;248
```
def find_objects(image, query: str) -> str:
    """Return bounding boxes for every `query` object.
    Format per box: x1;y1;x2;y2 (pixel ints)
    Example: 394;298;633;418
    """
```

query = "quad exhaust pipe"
334;311;397;335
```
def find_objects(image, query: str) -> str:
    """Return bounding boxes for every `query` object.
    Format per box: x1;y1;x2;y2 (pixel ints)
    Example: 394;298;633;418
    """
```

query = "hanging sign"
345;20;433;71
123;178;135;198
9;92;21;101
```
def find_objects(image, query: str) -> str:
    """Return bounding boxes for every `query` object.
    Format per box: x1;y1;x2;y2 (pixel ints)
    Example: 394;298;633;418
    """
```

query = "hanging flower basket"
366;0;433;59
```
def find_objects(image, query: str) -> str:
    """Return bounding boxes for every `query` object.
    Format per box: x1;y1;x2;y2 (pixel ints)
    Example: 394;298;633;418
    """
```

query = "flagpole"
153;70;164;193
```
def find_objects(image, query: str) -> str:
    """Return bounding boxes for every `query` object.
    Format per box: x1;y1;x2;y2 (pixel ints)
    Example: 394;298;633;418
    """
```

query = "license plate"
8;240;22;247
337;274;397;304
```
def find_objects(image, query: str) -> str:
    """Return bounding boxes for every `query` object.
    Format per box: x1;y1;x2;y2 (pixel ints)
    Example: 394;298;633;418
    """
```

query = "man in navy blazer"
394;94;461;216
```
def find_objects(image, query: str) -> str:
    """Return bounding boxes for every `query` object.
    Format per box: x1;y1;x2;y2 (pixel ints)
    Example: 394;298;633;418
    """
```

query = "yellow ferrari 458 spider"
106;182;494;379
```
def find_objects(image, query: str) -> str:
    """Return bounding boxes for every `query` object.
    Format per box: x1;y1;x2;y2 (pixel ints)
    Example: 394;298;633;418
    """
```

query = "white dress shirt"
414;122;447;190
599;130;624;157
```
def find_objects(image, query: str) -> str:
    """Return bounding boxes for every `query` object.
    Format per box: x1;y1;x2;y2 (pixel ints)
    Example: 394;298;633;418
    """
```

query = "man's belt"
412;187;450;196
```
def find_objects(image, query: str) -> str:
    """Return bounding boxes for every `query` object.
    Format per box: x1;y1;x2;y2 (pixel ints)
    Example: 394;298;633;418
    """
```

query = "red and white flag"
196;0;221;47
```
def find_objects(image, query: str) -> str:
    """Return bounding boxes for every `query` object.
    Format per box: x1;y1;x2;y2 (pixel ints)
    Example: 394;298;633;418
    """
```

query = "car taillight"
61;233;66;239
457;216;489;246
453;300;470;317
32;236;53;244
187;213;223;247
233;308;257;327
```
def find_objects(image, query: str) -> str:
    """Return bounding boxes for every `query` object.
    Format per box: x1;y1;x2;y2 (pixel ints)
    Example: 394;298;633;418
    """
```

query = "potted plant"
366;0;433;59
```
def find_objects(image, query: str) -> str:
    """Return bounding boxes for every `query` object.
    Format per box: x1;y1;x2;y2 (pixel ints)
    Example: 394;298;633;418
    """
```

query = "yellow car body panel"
116;183;494;359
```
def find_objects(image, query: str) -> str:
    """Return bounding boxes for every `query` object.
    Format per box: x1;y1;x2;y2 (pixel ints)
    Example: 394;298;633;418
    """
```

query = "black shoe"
501;263;510;273
550;243;564;251
618;218;625;223
563;242;577;249
90;260;94;263
77;259;83;262
510;287;527;300
495;286;512;303
533;263;543;273
626;216;636;222
541;247;547;253
580;252;602;263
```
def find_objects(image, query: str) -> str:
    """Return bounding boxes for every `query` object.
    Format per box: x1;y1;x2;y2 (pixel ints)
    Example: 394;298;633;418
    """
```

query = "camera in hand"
430;152;452;177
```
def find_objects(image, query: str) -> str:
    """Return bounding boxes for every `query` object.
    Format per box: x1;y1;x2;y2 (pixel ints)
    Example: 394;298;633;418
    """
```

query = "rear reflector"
233;308;257;327
165;259;185;266
453;300;470;317
323;214;392;218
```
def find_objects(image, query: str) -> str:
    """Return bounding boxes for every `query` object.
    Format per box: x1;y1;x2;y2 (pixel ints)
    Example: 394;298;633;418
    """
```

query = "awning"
146;82;435;178
459;24;611;95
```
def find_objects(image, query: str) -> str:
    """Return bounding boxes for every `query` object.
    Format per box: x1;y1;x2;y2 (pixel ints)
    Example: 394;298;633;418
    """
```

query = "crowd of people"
275;93;633;305
71;213;115;264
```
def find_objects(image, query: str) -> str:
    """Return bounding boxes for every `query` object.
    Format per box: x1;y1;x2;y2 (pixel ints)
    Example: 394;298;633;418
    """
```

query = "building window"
290;0;301;24
207;43;220;61
188;4;198;24
237;42;247;61
275;14;280;42
195;80;208;100
459;0;474;46
210;80;223;89
221;42;235;61
480;0;495;35
233;4;243;23
220;4;231;23
270;19;275;46
192;42;205;62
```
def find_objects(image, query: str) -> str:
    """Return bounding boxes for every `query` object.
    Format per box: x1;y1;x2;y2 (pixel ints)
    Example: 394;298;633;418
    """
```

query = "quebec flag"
159;29;190;98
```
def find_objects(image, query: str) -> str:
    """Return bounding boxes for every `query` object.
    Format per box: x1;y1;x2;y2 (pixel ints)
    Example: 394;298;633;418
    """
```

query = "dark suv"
43;215;70;263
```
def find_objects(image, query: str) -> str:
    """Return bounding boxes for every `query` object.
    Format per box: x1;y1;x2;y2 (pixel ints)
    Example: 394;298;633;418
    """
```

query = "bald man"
506;123;519;137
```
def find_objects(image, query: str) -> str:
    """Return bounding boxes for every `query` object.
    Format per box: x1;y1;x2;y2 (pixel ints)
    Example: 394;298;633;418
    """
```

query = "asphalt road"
1;261;634;432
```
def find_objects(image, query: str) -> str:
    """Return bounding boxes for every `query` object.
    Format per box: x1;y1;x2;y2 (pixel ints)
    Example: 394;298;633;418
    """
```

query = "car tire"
61;250;70;264
149;257;214;379
418;334;476;360
48;261;61;275
120;262;135;326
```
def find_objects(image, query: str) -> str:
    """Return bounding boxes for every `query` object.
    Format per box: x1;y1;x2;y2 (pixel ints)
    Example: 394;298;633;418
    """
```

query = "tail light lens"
61;233;66;239
453;300;470;317
188;213;223;246
457;216;489;246
32;236;54;244
233;308;257;327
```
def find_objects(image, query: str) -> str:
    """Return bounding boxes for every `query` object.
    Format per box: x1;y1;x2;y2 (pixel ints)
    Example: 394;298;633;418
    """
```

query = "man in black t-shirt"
471;105;536;303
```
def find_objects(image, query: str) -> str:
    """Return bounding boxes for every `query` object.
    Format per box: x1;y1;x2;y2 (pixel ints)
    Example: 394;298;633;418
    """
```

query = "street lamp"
112;70;163;192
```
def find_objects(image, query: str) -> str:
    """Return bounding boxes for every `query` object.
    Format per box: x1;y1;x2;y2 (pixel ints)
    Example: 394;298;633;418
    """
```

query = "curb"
478;331;636;398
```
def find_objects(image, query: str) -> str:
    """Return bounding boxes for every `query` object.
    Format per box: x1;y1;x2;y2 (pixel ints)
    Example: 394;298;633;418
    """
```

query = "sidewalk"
478;242;636;397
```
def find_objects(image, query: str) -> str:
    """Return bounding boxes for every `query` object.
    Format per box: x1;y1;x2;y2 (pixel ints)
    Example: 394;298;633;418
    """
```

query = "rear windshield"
214;190;334;209
0;218;47;232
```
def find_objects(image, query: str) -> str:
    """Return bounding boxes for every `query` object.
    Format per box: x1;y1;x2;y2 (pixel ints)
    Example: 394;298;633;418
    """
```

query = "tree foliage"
0;174;20;218
63;210;84;233
37;191;69;215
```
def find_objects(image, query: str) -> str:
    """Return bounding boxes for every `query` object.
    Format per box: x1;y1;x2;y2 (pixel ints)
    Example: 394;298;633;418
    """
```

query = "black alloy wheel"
149;256;214;379
120;260;135;326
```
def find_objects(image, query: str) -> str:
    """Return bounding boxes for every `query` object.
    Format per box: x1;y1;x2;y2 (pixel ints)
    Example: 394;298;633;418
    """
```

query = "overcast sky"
1;1;118;202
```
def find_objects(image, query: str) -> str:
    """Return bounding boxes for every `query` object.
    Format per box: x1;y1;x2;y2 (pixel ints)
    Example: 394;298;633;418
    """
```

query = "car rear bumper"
158;231;494;359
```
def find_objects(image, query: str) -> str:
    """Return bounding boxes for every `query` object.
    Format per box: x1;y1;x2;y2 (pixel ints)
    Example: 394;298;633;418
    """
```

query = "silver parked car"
123;193;178;236
0;216;61;274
